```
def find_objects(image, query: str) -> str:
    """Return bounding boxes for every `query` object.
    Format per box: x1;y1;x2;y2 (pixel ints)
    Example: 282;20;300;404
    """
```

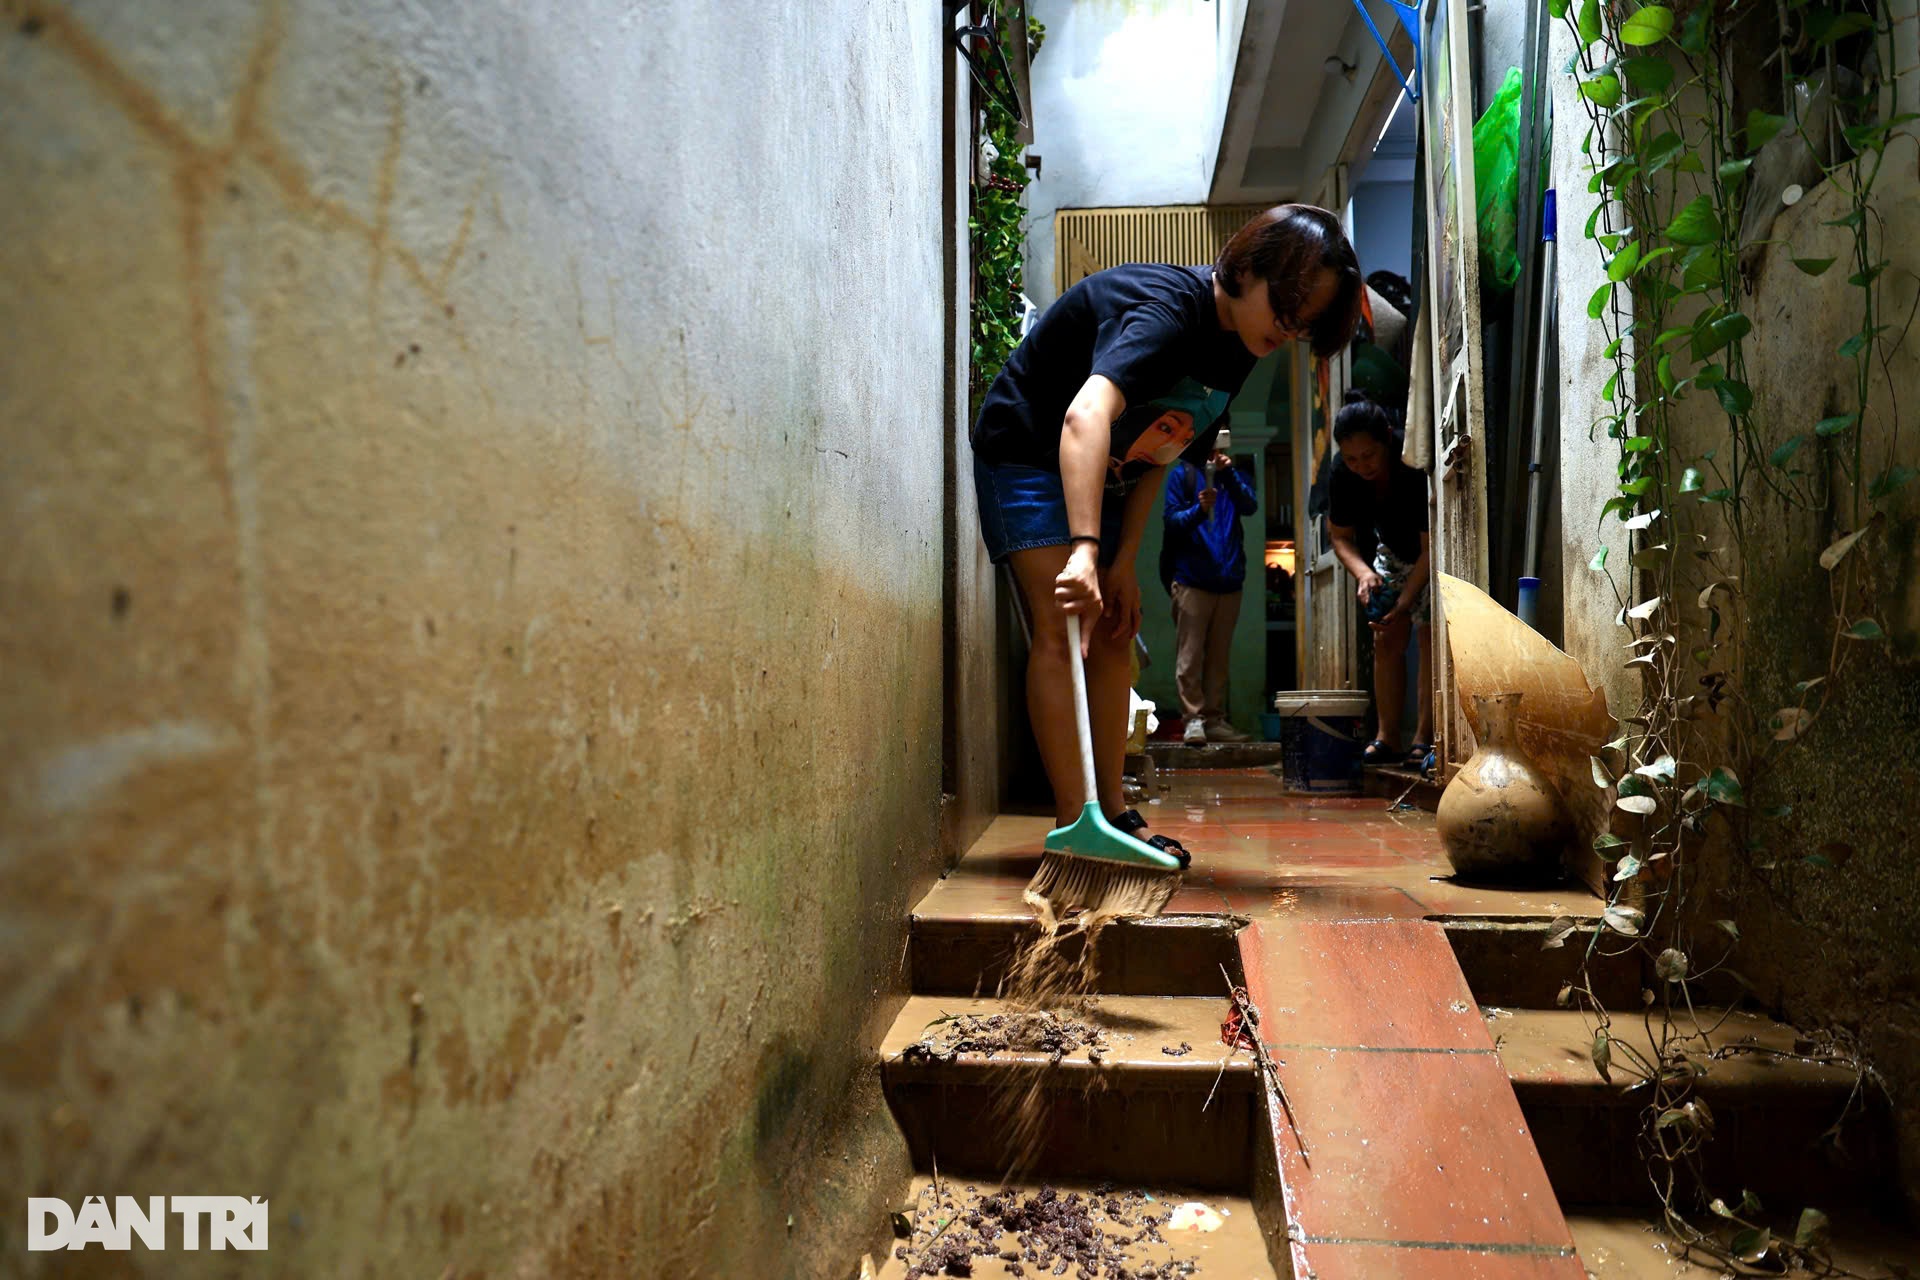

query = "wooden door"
1420;0;1490;773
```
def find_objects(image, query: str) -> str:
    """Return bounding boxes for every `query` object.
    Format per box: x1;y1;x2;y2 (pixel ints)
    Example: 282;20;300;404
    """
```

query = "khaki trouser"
1170;582;1242;721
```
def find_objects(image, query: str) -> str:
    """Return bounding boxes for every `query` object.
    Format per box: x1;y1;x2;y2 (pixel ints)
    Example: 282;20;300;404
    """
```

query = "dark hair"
1366;270;1415;315
1333;387;1395;447
1214;204;1364;359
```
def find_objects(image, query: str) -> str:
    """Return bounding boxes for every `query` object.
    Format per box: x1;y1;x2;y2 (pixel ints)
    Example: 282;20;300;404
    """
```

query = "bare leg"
1010;546;1093;826
1372;613;1411;748
1414;623;1434;744
1084;618;1134;819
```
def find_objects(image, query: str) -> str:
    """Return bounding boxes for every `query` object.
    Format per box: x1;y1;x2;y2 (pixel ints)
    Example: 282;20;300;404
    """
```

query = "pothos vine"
969;12;1046;409
1552;0;1910;1269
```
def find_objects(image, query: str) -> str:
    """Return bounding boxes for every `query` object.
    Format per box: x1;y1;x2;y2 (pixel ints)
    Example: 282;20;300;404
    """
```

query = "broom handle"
1066;614;1099;804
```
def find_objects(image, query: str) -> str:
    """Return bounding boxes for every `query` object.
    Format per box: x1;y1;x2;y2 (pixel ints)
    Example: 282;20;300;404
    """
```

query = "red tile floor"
920;770;1604;1278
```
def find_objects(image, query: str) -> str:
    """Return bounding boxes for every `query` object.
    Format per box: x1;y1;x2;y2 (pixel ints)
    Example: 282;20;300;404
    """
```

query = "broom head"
1023;803;1182;925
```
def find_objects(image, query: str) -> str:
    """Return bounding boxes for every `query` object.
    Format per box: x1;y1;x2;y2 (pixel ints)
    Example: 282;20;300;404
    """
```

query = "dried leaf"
1592;1027;1613;1082
1542;917;1579;950
1819;526;1871;570
1714;918;1740;941
1794;1207;1831;1249
1590;757;1614;788
1624;509;1662;531
1555;982;1575;1008
1627;597;1664;620
1617;795;1659;816
1634;754;1676;781
1614;853;1642;881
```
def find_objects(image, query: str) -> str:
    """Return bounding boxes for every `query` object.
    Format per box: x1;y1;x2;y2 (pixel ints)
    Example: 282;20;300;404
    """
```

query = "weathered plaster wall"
1024;0;1224;309
0;2;951;1275
1656;139;1920;1210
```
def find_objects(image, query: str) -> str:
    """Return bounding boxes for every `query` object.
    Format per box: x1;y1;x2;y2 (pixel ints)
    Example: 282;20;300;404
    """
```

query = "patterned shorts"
1372;544;1431;624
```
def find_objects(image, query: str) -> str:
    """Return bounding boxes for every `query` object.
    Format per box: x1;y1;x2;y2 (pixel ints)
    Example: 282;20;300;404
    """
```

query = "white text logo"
27;1197;269;1251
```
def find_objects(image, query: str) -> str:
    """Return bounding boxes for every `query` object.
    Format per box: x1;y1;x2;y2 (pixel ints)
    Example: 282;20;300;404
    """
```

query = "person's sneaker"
1206;718;1253;743
1182;717;1208;745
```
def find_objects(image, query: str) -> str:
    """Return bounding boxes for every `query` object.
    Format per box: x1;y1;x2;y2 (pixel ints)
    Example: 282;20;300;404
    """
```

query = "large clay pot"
1436;691;1571;881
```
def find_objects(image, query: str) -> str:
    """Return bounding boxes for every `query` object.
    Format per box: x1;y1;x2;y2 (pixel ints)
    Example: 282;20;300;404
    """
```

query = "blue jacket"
1163;459;1257;593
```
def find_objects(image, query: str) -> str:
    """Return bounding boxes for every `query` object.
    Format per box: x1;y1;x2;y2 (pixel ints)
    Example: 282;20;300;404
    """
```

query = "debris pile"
902;1010;1110;1065
895;1182;1204;1279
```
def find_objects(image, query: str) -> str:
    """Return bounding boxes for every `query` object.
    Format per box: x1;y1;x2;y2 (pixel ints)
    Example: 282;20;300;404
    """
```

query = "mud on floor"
901;1010;1112;1064
872;1178;1273;1279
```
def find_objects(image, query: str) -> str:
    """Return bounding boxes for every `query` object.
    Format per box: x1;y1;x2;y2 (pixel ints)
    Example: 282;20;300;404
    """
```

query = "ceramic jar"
1436;691;1571;881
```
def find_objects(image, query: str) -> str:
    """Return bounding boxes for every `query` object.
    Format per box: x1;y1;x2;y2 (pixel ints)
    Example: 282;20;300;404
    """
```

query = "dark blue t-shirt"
971;264;1257;495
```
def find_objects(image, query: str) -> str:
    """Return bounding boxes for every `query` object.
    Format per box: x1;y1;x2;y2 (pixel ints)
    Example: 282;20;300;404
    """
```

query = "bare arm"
1054;375;1128;646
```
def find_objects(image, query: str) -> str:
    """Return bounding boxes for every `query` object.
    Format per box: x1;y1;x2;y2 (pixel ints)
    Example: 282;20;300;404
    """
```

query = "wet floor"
921;769;1601;926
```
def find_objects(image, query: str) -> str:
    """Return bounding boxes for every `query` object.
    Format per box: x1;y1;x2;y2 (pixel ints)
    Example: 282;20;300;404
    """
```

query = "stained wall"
0;1;957;1275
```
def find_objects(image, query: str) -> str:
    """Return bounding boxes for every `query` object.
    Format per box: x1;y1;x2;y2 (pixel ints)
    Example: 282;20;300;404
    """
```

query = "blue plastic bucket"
1272;690;1371;792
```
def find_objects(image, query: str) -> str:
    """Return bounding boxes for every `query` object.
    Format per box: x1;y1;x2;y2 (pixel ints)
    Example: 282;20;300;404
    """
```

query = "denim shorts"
973;455;1124;567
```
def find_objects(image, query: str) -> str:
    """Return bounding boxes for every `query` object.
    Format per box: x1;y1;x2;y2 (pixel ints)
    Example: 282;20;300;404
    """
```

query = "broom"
1023;614;1183;925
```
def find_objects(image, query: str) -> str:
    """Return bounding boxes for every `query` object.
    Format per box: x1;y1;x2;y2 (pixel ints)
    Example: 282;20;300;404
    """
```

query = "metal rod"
1521;195;1557;581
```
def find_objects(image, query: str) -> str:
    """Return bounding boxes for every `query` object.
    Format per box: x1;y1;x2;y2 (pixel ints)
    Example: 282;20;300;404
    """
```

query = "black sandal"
1406;742;1433;769
1113;809;1191;870
1361;739;1400;765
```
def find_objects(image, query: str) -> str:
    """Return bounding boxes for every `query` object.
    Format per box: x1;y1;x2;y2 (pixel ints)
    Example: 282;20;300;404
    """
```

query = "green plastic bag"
1473;65;1524;292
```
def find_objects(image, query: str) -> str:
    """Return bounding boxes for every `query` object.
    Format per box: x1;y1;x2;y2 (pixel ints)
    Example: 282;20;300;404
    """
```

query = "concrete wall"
1549;9;1920;1208
1024;0;1224;308
0;3;957;1276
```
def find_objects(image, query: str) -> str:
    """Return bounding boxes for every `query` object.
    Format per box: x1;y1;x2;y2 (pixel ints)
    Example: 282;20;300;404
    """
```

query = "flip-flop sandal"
1361;739;1399;765
1406;742;1433;768
1113;808;1191;870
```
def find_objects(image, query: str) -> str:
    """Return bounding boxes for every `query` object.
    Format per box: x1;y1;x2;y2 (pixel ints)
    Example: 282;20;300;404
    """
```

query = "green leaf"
1718;157;1753;180
1705;766;1745;806
1604;904;1646;935
1578;0;1602;44
1847;262;1889;287
1614;853;1642;881
1825;208;1866;230
1770;435;1806;467
1678;5;1708;53
1869;464;1918;498
1656;947;1689;981
1655;353;1675;391
1844;121;1891;151
1838;326;1887;357
1622;476;1654;495
1795;1207;1831;1249
1681;467;1704;493
1809;10;1875;48
1550;0;1569;15
1607;241;1643;282
1602;369;1620;403
1681;244;1723;291
1664;195;1719;245
1621;435;1655;453
1643;130;1685;172
1847;617;1886;640
1815;412;1859;438
1748;110;1788;151
1591;1026;1613;1080
1691;311;1750;360
1622;55;1675;91
1620;5;1675;43
1588;282;1613;320
1581;74;1623;108
1590;546;1609;571
1714;918;1741;941
1793;256;1837;276
1730;1227;1773;1265
1716;380;1753;416
1701;487;1732;503
1594;832;1628;850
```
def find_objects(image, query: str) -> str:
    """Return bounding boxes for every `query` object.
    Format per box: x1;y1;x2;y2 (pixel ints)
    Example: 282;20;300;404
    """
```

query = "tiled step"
909;877;1244;996
1495;1008;1891;1207
879;994;1259;1189
870;1176;1280;1279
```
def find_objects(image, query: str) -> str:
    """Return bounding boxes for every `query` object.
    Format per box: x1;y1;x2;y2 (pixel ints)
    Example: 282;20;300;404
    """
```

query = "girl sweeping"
971;205;1362;866
1326;389;1434;767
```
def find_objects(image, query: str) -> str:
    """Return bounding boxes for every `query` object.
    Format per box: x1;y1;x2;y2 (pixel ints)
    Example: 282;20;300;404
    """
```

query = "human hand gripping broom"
1022;613;1183;926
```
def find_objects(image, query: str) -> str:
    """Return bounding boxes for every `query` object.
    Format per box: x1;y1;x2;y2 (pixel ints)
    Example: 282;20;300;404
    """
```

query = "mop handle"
1065;613;1100;802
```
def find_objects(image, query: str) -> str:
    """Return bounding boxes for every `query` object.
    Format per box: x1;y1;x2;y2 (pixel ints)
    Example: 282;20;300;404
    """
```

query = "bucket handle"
1306;715;1362;742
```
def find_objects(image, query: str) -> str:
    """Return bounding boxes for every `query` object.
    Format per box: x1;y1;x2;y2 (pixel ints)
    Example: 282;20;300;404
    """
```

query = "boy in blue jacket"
1164;450;1259;743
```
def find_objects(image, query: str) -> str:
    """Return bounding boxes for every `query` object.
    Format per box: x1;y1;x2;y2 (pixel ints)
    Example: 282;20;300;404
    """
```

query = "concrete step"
1442;916;1644;1011
1362;761;1443;810
1145;739;1288;770
870;1175;1280;1280
879;994;1259;1189
1494;1008;1891;1208
909;879;1244;997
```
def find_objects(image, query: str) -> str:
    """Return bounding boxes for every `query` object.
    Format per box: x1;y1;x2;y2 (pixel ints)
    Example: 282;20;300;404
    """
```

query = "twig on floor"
1221;963;1311;1166
1202;1041;1238;1112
